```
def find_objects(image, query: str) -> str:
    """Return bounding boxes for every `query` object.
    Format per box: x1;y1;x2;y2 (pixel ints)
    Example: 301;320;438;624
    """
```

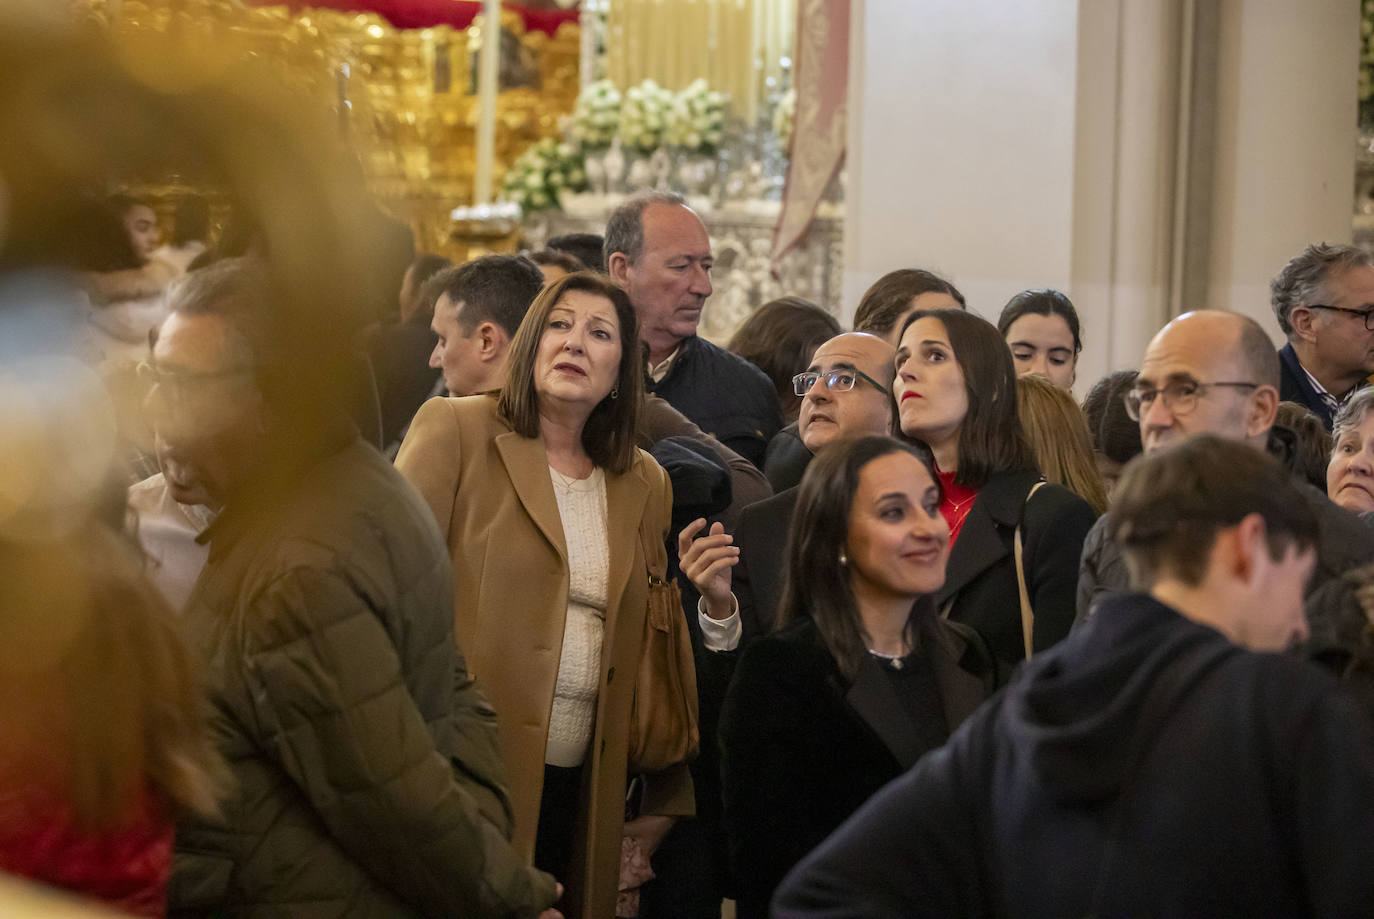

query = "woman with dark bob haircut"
718;435;993;919
396;271;692;919
997;288;1083;390
894;308;1097;673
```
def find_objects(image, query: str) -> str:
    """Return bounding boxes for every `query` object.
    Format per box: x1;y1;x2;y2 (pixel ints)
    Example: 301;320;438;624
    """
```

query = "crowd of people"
6;178;1374;919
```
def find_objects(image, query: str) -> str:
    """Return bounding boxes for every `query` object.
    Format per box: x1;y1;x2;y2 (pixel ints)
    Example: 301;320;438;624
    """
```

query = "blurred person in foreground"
776;436;1374;918
158;260;557;917
0;523;225;917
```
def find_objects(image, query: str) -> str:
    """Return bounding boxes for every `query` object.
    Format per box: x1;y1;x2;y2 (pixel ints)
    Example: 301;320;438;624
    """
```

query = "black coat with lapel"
718;614;993;919
937;470;1098;678
734;486;799;642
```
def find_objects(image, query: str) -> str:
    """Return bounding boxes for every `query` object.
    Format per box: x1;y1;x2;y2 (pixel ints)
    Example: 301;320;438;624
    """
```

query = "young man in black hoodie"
774;435;1374;919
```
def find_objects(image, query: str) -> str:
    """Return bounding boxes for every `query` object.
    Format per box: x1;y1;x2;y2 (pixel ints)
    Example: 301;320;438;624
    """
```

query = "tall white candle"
474;0;501;205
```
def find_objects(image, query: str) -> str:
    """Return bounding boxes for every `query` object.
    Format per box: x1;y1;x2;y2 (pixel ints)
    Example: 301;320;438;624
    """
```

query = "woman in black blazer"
718;436;994;919
894;308;1098;674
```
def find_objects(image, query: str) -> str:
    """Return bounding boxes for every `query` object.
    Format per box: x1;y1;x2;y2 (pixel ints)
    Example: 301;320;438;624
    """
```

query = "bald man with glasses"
1076;310;1374;633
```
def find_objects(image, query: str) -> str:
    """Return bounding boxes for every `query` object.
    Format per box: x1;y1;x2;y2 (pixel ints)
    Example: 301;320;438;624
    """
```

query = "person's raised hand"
677;517;738;620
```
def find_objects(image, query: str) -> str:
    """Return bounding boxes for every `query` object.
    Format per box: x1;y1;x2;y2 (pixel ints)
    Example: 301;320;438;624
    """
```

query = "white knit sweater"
545;465;610;767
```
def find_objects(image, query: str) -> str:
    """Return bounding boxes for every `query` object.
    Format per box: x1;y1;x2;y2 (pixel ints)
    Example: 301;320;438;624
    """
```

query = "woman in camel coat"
397;272;693;919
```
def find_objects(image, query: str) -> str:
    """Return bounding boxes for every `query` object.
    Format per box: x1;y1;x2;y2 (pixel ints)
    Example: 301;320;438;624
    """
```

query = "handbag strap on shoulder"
1014;479;1048;660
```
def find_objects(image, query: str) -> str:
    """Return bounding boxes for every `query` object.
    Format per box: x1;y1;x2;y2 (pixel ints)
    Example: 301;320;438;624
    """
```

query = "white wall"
1207;0;1359;342
845;0;1360;386
843;0;1080;325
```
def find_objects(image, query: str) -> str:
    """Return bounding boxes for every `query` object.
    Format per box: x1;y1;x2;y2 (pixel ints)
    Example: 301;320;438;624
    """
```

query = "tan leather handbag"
626;524;700;774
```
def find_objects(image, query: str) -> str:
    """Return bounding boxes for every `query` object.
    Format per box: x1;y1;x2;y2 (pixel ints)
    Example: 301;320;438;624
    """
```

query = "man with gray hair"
157;259;559;917
605;192;781;467
1271;242;1374;429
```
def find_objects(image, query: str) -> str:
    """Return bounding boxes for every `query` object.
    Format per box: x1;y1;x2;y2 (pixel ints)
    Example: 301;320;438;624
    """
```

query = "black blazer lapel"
936;470;1042;607
844;654;925;770
917;614;992;728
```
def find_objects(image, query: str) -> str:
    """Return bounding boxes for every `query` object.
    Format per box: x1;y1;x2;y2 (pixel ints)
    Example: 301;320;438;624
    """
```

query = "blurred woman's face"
123;204;160;264
1327;411;1374;513
845;451;949;601
1005;312;1077;389
894;317;968;454
533;289;623;415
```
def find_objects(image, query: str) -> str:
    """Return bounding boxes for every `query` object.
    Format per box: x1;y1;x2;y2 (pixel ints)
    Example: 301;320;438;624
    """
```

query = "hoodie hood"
1001;593;1237;805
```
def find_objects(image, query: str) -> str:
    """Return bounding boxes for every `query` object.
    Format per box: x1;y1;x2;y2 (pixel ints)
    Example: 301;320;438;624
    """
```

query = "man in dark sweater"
605;192;781;468
1270;243;1374;429
775;435;1374;918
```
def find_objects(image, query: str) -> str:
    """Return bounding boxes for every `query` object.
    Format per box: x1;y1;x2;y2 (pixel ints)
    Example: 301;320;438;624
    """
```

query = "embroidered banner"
770;0;848;266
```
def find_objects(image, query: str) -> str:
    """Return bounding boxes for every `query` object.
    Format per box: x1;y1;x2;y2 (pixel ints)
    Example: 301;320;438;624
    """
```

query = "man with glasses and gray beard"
1075;310;1374;634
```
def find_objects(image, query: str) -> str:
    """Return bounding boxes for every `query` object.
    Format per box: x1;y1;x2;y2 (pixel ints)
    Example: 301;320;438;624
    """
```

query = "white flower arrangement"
618;79;675;154
570;79;622;150
773;88;796;153
666;78;728;155
501;138;587;213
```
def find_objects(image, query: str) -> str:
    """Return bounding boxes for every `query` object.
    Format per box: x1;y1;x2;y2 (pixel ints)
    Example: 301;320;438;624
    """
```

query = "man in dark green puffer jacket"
158;260;558;918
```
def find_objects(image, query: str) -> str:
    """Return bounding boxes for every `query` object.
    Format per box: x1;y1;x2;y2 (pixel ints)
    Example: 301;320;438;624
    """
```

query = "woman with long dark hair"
718;435;993;918
895;309;1097;673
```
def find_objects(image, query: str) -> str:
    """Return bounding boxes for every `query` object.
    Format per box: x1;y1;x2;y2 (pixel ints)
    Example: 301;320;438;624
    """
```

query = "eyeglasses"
137;360;254;404
1123;379;1259;421
1305;304;1374;331
793;368;891;397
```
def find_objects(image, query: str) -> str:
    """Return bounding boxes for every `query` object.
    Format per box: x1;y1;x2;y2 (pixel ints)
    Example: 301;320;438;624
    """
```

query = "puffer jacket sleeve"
445;652;518;835
241;564;557;919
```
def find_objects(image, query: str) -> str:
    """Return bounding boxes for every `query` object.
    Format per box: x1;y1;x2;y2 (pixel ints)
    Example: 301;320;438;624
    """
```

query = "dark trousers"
535;763;584;882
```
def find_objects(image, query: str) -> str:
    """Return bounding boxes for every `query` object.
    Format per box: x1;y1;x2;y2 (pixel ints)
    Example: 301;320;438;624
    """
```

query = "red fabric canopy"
246;1;579;36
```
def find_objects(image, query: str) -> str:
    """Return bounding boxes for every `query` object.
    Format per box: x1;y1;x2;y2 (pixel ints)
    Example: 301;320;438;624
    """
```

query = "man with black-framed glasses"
1076;310;1374;631
1271;243;1374;430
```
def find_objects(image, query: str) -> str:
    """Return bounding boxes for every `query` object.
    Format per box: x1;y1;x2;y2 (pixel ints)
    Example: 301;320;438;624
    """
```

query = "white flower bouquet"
666;78;728;155
618;79;675;154
570;79;622;150
501;138;588;213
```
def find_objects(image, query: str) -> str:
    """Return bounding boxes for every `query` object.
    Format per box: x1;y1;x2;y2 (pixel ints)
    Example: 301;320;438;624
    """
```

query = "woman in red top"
0;523;224;917
893;308;1098;677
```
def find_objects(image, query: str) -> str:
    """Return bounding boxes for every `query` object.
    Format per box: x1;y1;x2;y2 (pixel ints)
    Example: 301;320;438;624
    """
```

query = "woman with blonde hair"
0;523;224;917
1015;373;1109;515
